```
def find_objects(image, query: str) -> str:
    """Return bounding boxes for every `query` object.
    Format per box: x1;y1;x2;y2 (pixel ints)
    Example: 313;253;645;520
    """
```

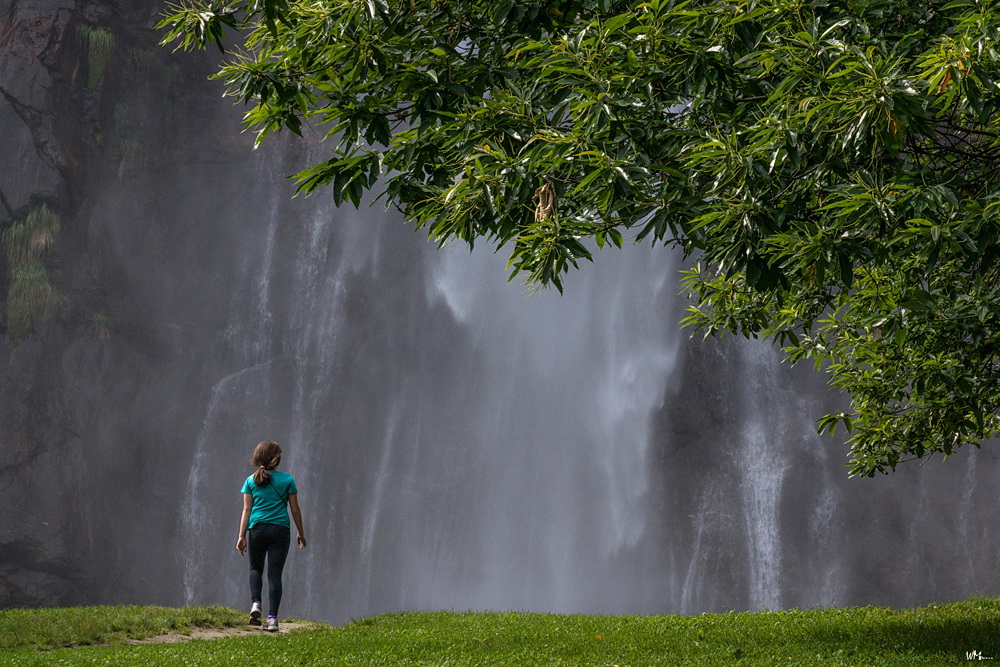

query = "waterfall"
679;483;724;614
958;448;979;588
182;356;295;604
737;342;791;611
178;171;687;619
173;155;1000;621
418;242;680;613
164;154;1000;620
9;0;1000;620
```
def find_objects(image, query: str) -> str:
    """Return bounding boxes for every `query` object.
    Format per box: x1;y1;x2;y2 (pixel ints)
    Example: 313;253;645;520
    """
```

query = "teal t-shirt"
241;470;298;529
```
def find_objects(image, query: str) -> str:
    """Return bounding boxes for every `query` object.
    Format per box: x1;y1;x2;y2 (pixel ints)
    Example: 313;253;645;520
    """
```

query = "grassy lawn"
0;605;244;651
1;599;998;665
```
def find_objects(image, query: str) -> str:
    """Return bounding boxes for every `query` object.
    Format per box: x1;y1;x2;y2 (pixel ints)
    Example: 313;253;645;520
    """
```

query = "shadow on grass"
803;610;999;660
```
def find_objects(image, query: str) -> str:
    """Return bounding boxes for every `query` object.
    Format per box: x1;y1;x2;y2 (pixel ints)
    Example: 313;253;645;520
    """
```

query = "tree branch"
0;185;14;221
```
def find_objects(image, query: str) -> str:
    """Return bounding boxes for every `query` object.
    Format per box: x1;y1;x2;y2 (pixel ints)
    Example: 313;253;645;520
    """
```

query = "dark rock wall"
0;0;253;607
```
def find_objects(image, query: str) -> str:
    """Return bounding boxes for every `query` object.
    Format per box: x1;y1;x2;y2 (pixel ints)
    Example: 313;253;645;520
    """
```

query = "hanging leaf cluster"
161;0;1000;476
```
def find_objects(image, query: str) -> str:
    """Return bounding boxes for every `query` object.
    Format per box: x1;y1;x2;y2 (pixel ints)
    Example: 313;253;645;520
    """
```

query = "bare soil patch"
126;621;313;644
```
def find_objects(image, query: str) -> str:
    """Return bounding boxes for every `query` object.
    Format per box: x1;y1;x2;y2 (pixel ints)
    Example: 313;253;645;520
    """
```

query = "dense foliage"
160;0;1000;476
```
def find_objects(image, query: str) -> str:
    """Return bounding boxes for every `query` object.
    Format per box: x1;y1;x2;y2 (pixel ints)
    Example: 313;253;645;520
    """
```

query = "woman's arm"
288;493;307;549
236;493;252;555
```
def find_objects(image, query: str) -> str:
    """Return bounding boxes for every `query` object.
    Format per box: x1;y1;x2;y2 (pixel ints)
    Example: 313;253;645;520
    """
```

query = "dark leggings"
248;523;291;617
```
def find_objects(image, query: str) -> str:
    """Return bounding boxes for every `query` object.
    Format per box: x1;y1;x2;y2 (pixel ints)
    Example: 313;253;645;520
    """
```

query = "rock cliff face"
0;0;265;607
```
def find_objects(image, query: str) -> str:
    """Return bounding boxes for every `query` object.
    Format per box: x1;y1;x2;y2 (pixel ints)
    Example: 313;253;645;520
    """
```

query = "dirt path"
126;621;314;644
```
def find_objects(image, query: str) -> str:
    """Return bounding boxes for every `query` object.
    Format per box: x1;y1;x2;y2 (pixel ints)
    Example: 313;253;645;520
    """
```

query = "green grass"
2;599;999;665
0;605;243;652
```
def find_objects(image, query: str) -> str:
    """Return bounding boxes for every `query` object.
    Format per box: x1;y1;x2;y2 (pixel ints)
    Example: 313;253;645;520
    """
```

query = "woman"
236;440;306;631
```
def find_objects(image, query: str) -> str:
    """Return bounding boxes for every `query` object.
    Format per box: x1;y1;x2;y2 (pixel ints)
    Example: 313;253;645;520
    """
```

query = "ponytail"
250;440;282;486
253;466;271;486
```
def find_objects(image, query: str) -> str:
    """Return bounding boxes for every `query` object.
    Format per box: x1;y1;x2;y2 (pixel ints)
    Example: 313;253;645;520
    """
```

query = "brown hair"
251;440;282;486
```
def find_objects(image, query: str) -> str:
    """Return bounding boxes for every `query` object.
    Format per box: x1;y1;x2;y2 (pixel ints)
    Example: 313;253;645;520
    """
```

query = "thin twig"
0;185;14;220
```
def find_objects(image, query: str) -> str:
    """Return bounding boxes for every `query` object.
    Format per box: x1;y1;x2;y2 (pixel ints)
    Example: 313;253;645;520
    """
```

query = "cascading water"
183;358;293;604
737;342;791;611
179;173;685;619
175;144;1000;621
418;242;680;614
957;449;980;588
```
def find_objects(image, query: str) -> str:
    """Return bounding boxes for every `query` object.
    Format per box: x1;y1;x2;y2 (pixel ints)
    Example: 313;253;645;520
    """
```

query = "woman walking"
236;440;307;631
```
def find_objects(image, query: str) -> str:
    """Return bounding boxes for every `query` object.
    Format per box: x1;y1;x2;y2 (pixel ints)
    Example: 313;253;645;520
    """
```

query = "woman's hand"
289;494;306;549
237;494;252;556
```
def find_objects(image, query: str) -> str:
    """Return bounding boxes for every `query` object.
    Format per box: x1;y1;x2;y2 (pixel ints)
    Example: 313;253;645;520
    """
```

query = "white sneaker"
264;617;279;632
249;602;262;626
